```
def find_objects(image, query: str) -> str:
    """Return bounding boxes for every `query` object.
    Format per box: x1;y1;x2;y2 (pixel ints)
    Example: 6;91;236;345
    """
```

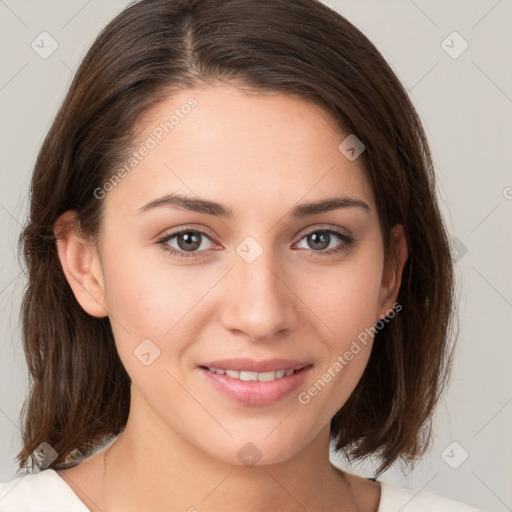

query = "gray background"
0;1;511;510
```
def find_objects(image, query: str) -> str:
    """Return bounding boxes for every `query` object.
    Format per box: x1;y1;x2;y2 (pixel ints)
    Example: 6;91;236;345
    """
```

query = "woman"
0;0;481;510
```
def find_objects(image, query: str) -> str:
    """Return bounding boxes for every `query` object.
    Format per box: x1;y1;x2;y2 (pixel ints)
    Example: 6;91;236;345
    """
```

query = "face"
60;83;406;466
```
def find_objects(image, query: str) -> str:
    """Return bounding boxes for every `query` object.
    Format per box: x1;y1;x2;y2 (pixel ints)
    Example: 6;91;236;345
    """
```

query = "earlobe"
54;210;108;318
378;224;408;318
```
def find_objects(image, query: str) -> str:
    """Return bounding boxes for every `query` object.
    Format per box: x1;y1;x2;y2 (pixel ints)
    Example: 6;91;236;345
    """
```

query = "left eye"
296;229;348;252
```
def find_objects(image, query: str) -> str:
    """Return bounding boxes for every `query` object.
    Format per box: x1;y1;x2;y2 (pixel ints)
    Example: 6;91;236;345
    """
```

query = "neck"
103;406;359;512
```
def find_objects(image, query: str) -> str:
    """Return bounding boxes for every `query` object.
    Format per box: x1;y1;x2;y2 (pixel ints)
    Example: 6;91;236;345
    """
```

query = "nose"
220;248;299;342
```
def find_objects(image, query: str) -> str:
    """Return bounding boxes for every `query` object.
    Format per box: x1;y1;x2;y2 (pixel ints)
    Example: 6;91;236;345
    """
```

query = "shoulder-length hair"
18;0;455;475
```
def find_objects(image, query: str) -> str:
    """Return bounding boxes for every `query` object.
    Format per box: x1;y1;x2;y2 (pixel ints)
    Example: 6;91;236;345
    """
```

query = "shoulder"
378;480;484;512
0;469;88;512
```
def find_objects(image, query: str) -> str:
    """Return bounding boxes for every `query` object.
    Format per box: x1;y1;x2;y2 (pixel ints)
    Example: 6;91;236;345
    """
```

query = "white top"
0;469;483;511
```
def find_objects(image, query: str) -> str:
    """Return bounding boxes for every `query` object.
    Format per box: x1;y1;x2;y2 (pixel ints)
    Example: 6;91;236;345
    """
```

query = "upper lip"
199;358;311;373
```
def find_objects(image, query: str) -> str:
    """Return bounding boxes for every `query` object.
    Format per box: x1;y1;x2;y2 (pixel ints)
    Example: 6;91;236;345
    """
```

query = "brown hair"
17;0;455;475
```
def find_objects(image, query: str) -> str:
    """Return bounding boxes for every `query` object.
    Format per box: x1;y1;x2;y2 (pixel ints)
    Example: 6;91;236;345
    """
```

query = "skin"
55;83;408;512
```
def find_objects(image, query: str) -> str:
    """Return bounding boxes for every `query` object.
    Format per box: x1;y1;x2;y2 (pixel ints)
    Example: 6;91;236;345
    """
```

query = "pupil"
179;232;201;251
309;231;329;250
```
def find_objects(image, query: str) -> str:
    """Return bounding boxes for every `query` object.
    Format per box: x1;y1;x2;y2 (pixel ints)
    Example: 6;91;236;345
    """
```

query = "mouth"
201;366;302;382
197;358;312;406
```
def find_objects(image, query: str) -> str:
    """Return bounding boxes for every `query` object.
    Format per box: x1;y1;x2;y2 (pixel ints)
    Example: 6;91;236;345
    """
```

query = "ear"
377;224;408;320
54;210;109;318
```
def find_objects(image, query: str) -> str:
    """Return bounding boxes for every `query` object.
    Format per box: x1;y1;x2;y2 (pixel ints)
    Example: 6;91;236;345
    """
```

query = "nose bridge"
220;236;298;340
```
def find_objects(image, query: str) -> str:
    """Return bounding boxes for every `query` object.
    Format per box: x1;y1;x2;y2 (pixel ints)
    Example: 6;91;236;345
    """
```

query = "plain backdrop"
0;1;511;510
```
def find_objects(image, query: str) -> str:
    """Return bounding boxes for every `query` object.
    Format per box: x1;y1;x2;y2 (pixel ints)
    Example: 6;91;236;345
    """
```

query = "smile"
205;367;296;381
198;360;313;406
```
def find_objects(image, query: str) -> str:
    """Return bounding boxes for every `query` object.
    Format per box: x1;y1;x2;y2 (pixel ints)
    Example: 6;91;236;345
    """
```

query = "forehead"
103;83;375;217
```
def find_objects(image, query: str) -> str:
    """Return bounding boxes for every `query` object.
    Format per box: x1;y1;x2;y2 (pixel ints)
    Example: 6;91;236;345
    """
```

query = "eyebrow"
138;192;370;218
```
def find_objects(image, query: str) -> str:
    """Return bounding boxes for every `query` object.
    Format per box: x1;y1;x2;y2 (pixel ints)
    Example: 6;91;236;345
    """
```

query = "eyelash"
156;226;355;260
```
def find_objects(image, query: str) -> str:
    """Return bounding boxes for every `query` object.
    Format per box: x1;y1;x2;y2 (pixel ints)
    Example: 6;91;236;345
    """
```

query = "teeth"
240;371;258;381
207;367;226;375
207;367;298;382
258;371;278;382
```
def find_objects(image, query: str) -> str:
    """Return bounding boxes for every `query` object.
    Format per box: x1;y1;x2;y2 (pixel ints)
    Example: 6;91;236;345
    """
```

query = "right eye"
157;229;218;259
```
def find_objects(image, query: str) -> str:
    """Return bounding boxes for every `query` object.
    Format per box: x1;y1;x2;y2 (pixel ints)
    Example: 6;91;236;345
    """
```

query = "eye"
157;229;216;259
157;226;355;260
294;228;354;255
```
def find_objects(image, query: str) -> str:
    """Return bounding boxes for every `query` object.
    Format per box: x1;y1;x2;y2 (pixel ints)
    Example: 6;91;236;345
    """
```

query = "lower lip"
198;366;312;406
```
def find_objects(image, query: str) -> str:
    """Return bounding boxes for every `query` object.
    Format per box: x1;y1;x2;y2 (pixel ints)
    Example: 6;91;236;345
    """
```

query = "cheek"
99;243;214;366
293;247;383;413
299;249;384;343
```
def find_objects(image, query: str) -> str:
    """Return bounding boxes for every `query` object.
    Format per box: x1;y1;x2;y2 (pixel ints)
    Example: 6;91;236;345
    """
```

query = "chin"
200;431;309;468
